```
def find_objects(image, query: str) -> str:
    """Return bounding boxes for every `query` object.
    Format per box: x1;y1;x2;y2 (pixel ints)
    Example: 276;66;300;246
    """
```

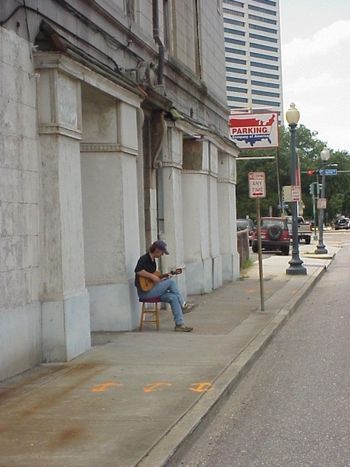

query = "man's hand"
152;274;161;283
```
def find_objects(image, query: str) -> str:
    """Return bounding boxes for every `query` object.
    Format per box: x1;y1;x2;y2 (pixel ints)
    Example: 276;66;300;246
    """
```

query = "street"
179;232;350;467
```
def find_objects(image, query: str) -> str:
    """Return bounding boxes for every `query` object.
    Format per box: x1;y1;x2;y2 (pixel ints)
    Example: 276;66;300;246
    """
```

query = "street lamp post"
315;147;330;254
286;103;307;275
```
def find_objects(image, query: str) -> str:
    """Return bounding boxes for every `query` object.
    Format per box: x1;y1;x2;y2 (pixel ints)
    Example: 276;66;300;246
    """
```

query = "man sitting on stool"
135;240;193;332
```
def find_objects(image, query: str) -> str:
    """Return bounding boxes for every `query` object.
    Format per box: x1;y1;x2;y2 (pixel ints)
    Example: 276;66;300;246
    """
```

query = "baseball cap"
152;240;169;255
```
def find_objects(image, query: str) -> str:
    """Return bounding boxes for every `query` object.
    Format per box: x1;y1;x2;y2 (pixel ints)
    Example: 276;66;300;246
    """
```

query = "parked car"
252;217;290;255
286;215;312;244
334;217;350;230
236;218;255;245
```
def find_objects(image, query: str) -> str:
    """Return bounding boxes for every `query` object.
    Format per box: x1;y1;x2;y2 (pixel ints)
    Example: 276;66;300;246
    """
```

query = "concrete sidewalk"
0;244;338;467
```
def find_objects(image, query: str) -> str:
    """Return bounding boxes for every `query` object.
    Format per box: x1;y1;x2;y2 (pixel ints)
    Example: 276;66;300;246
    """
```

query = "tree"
236;125;350;222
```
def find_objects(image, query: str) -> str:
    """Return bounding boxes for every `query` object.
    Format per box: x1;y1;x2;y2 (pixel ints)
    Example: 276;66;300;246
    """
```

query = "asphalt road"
179;233;350;467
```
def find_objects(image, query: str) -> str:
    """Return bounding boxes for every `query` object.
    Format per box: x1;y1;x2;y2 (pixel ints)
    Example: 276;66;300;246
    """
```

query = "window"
225;0;244;7
250;52;278;61
253;0;276;6
251;80;279;88
250;42;278;52
224;27;245;36
228;96;249;103
252;89;280;98
226;66;247;74
163;0;172;50
227;86;248;93
223;8;244;17
249;33;277;43
225;17;245;27
227;76;247;84
248;14;277;25
226;56;247;65
252;98;280;107
225;47;246;55
248;5;276;15
251;70;279;79
194;0;202;77
125;0;135;20
251;61;279;70
249;23;277;34
225;37;246;46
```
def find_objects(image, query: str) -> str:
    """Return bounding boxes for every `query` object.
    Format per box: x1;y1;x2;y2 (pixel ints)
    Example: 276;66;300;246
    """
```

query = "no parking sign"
248;172;266;199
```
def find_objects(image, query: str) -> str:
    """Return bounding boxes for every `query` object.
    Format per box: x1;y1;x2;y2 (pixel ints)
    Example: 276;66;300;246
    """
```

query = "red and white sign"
291;185;301;202
283;185;301;202
229;111;279;150
249;172;266;199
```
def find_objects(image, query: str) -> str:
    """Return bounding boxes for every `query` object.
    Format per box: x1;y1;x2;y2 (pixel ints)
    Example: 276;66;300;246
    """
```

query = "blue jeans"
138;278;184;326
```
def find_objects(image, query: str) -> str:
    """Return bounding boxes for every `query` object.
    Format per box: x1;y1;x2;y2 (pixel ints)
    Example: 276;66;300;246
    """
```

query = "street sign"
282;185;301;202
319;168;337;176
248;172;266;198
291;185;301;202
282;185;291;202
317;197;327;209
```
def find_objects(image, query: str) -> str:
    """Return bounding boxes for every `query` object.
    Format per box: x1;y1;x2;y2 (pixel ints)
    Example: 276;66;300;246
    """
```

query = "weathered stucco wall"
0;0;239;382
0;27;41;380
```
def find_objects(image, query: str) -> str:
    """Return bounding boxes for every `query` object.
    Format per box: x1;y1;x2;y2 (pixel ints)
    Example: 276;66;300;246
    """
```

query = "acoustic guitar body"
139;271;162;292
138;268;182;293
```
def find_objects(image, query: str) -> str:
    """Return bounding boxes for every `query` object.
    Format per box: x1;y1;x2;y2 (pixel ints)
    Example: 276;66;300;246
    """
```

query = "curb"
136;260;332;467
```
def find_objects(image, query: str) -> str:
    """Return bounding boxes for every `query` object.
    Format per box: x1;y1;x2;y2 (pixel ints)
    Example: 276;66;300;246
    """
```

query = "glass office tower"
223;0;283;117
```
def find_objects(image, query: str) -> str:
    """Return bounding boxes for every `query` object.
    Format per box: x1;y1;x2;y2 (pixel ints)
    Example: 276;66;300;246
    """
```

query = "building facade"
0;0;240;381
223;0;283;116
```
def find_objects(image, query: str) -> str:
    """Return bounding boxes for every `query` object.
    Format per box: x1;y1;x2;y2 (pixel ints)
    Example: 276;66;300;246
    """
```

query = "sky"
280;0;350;153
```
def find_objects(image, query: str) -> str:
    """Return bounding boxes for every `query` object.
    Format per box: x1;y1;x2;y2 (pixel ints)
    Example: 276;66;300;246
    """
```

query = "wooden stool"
139;297;161;331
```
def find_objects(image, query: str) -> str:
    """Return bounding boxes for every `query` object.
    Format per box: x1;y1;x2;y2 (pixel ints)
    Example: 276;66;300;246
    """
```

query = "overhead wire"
0;1;145;73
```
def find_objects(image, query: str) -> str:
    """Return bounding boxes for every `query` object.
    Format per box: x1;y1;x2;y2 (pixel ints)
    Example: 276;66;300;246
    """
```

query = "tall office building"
223;0;283;117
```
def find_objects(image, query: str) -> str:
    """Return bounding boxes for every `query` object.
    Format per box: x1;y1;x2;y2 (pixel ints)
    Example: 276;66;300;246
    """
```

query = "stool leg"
156;302;160;330
139;303;145;331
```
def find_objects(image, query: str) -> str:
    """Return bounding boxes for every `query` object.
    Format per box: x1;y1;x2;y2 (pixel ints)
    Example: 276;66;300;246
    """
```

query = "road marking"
91;382;122;393
189;382;212;393
143;382;172;393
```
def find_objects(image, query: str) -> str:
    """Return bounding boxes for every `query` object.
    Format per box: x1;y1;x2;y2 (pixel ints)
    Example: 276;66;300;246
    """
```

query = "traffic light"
307;169;316;176
309;183;315;196
318;183;322;196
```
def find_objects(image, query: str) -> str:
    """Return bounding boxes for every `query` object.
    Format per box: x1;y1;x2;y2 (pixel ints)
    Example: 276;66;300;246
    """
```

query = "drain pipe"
152;0;164;85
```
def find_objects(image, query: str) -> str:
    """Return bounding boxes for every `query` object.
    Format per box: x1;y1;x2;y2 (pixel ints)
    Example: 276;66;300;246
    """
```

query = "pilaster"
80;85;141;331
36;66;91;362
218;152;240;280
182;139;222;294
159;126;187;297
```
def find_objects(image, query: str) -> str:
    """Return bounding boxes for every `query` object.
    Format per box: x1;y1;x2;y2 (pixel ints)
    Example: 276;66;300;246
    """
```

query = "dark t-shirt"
134;253;156;291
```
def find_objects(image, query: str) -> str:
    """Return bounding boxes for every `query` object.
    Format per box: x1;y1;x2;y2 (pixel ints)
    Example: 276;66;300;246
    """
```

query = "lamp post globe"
320;147;330;162
286;103;307;275
315;147;330;254
286;102;300;126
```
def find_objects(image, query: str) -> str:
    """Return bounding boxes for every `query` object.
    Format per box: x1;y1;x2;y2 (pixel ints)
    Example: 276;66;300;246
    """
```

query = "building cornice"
80;143;138;156
34;52;144;108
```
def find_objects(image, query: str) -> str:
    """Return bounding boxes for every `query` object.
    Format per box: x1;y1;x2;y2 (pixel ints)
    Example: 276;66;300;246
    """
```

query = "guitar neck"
160;273;172;279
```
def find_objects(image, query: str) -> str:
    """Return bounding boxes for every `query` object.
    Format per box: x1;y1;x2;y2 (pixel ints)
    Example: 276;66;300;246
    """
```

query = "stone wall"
0;27;41;380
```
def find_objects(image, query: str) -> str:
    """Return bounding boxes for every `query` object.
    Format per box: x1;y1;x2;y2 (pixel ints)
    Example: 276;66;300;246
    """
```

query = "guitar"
139;268;183;292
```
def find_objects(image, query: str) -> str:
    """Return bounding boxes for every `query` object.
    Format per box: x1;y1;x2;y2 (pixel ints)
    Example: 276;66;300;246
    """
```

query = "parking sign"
248;172;266;199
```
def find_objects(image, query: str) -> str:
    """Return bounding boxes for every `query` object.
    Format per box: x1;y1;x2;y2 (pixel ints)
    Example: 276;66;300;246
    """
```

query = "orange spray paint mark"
143;382;172;393
189;382;212;393
91;382;122;393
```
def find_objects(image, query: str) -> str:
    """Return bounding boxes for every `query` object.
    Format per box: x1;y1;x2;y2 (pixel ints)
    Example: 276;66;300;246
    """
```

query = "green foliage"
236;125;350;222
241;258;253;270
